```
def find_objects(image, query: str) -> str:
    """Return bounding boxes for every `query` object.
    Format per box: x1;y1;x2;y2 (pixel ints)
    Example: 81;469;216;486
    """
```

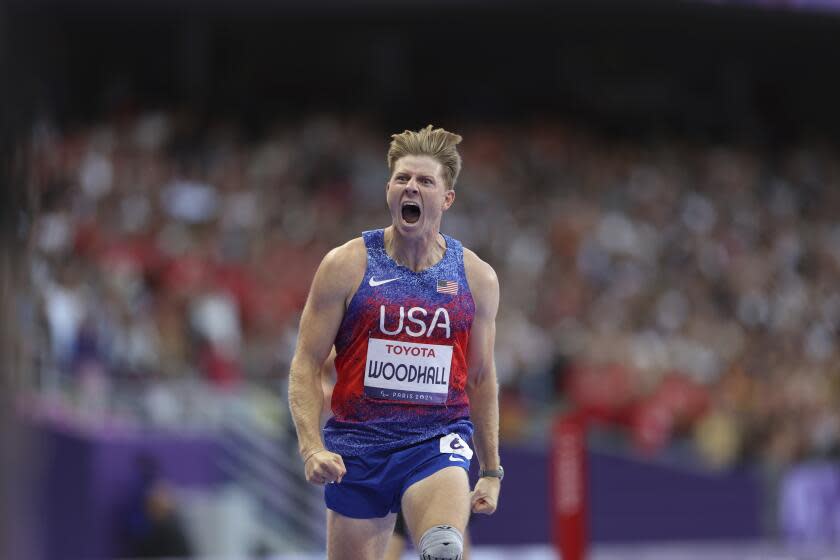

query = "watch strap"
478;466;504;480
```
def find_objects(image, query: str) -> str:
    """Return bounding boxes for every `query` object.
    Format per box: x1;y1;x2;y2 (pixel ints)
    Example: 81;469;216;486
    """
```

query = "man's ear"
443;189;456;211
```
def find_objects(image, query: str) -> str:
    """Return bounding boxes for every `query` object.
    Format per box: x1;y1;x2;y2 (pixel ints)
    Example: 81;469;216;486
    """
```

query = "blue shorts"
325;432;473;519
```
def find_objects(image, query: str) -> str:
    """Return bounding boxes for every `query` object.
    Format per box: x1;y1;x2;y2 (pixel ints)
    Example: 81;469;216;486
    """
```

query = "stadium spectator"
21;111;840;470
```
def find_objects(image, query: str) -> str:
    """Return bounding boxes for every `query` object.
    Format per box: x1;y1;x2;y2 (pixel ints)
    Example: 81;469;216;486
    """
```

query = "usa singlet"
323;229;475;456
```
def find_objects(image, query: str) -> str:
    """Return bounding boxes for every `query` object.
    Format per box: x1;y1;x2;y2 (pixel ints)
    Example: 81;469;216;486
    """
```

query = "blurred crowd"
21;111;840;470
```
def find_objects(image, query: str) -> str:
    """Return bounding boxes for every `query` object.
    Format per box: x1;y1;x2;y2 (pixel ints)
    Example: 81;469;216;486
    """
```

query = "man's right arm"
288;241;362;484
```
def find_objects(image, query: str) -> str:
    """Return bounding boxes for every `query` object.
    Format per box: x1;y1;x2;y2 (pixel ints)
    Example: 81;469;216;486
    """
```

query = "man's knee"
418;525;463;560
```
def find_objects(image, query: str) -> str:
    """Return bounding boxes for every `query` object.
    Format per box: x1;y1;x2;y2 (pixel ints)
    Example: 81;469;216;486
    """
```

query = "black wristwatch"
478;466;504;481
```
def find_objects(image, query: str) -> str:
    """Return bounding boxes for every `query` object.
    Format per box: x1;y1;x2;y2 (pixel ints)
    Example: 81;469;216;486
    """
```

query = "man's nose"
406;179;419;193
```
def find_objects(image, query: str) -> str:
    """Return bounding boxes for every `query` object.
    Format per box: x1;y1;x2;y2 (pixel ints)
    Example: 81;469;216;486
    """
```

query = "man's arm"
288;240;363;484
319;347;337;417
464;249;501;514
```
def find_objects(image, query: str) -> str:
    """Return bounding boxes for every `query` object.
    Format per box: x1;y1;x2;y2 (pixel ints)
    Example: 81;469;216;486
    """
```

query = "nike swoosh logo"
369;277;401;287
449;455;466;462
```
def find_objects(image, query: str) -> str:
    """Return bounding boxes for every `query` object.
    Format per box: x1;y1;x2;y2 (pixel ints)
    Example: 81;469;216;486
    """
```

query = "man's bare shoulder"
463;247;499;316
463;247;499;291
324;237;366;266
317;237;367;294
321;237;366;275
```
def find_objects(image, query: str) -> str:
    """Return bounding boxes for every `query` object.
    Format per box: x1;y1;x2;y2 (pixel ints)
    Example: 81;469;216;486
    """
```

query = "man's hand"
470;477;501;514
304;450;347;485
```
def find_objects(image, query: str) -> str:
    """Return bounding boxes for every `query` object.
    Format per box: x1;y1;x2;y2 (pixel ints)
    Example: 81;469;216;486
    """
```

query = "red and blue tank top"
323;229;475;456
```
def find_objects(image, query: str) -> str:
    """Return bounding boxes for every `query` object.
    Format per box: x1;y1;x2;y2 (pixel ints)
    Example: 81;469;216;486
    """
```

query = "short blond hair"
387;125;463;188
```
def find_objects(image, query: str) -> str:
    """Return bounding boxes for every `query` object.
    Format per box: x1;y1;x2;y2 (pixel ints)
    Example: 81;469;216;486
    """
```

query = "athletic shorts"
325;432;473;519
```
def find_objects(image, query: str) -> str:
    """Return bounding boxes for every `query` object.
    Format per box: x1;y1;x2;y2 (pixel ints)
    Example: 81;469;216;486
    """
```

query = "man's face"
386;155;455;237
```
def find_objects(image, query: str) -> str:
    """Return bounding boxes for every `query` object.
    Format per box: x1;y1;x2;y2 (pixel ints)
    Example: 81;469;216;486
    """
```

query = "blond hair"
387;125;463;188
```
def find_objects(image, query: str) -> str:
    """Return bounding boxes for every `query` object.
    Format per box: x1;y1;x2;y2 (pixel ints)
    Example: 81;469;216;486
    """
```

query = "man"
288;125;502;560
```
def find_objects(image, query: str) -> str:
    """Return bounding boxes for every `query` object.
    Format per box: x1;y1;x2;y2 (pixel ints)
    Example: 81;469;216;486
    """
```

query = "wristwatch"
478;466;504;481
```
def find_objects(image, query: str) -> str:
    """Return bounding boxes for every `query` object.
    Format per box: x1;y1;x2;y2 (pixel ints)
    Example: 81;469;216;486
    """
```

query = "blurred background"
3;0;840;558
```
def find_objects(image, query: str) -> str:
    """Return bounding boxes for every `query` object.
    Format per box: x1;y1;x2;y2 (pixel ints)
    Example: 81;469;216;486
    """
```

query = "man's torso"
324;229;475;456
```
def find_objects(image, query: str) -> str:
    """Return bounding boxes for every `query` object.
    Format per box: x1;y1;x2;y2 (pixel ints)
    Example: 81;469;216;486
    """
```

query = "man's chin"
393;218;423;236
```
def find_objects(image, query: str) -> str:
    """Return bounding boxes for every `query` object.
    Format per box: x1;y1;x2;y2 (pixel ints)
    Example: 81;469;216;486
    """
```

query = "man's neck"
384;226;446;272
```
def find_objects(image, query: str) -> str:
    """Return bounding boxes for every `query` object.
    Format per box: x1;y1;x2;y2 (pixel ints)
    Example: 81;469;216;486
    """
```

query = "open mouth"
401;201;421;224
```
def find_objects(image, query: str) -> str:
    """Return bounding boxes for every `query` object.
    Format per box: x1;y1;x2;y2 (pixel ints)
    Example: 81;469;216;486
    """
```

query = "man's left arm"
464;250;501;515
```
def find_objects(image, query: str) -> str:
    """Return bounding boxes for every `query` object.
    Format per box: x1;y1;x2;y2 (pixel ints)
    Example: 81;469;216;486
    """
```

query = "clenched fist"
304;449;347;485
470;477;501;514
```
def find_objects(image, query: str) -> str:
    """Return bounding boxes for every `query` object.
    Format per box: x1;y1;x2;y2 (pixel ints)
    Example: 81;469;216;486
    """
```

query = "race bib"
364;338;453;405
439;433;473;460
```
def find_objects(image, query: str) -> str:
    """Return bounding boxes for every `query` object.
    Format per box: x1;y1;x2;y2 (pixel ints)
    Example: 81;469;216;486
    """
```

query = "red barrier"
550;412;588;560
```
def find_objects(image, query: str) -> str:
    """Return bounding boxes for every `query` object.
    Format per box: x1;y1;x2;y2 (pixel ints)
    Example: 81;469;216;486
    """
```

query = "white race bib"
363;338;453;405
439;433;473;460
